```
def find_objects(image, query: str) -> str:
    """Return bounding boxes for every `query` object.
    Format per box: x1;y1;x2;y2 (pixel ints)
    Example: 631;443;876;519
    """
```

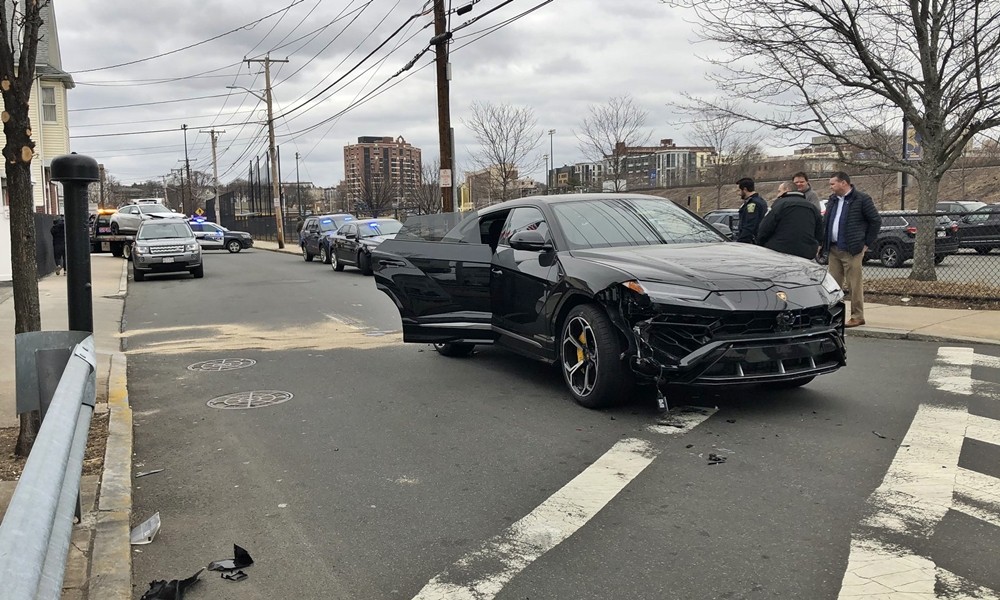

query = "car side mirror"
509;230;553;251
346;232;357;240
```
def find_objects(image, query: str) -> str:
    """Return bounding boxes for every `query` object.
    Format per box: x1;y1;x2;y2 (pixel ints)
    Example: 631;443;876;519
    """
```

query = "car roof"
476;193;682;216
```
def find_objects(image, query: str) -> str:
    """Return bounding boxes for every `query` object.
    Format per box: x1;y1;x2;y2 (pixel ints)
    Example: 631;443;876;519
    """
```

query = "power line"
70;92;235;112
69;0;309;74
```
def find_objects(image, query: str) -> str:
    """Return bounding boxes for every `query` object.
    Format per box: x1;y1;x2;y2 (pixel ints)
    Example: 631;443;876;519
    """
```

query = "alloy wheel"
561;315;599;398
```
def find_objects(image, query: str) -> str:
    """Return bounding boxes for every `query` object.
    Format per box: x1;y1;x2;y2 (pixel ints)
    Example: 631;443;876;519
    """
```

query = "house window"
41;87;57;123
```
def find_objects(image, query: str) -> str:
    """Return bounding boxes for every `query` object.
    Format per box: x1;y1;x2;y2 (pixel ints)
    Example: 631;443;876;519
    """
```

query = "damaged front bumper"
605;282;847;387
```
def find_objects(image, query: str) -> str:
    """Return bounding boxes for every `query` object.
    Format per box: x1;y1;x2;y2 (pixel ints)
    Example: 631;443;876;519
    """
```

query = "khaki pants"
828;247;865;321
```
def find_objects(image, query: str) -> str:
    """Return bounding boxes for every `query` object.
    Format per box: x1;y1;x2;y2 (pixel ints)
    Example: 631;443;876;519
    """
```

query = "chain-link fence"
861;209;1000;302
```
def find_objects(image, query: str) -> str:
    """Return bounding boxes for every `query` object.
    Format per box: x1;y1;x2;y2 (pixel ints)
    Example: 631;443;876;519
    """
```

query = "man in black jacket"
822;172;882;327
756;182;823;260
735;177;768;243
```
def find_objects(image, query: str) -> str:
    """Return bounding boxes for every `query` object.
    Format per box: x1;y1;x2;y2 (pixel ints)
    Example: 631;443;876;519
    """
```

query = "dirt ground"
0;411;109;482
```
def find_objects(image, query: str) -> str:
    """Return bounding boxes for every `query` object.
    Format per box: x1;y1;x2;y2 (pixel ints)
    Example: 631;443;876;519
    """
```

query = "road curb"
117;257;128;297
847;326;1000;347
87;353;132;598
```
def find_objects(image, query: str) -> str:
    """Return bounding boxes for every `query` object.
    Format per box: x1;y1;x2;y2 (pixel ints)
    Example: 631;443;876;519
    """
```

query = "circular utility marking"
187;358;257;372
207;390;293;410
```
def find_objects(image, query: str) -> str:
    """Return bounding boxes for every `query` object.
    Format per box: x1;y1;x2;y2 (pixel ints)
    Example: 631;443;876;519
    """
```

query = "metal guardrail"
0;336;97;599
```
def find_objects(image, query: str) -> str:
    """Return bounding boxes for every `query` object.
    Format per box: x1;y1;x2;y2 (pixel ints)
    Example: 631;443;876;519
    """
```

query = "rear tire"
879;243;902;268
559;304;632;409
110;222;120;235
975;247;993;255
433;342;476;357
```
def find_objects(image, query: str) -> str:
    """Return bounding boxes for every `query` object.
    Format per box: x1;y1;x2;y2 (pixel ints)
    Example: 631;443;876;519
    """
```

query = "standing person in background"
792;172;823;212
757;181;823;260
50;215;66;276
735;177;768;243
822;172;882;328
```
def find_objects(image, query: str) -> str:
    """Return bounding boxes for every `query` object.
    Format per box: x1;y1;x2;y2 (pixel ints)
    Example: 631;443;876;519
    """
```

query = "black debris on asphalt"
135;468;164;478
726;419;736;424
139;568;204;600
707;453;727;465
208;544;254;571
872;431;887;439
222;570;249;582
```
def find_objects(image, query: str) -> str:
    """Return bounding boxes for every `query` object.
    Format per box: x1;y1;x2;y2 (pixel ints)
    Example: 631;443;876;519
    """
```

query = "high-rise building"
343;136;422;217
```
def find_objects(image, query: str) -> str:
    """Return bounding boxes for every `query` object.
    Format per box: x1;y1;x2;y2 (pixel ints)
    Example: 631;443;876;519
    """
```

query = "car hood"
361;234;397;245
569;242;827;291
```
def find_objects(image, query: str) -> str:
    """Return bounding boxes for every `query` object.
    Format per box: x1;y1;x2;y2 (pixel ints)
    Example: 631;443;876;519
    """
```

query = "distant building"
343;136;422;215
460;165;519;210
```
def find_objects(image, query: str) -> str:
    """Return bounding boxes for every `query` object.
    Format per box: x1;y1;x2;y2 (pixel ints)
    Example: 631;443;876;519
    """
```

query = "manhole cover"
187;358;257;372
207;390;293;410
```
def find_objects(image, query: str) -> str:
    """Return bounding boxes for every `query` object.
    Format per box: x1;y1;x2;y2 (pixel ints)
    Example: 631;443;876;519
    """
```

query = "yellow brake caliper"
577;331;587;364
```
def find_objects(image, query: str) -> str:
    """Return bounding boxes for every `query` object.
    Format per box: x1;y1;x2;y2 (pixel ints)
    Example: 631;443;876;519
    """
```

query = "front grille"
695;333;845;383
151;245;186;254
644;304;842;363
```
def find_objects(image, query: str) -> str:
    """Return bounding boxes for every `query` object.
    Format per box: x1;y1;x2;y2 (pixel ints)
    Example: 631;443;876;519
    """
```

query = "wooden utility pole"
433;0;454;212
200;128;225;219
246;54;289;247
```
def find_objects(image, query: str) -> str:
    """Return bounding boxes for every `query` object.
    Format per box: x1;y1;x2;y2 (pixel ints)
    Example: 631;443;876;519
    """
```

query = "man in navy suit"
822;172;881;327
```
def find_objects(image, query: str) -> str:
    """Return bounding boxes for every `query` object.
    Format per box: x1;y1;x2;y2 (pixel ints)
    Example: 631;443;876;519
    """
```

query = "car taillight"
951;223;959;232
905;226;917;235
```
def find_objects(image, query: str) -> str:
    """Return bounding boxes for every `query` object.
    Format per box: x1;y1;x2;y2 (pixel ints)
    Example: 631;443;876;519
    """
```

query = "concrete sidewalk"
0;253;132;599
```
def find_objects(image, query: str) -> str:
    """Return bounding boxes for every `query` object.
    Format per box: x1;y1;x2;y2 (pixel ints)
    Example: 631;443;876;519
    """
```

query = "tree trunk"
909;174;940;281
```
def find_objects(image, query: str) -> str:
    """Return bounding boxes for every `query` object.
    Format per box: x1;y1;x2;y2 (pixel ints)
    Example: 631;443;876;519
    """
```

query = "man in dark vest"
822;171;881;327
51;216;66;276
735;177;768;243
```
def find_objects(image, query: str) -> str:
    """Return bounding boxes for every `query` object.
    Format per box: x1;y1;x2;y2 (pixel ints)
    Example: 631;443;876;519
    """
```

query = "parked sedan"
373;193;846;409
331;218;404;275
189;220;254;253
956;203;1000;254
863;211;959;267
109;203;177;234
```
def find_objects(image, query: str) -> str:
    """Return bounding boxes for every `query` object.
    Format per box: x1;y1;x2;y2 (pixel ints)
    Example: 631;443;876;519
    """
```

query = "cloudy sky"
54;0;725;188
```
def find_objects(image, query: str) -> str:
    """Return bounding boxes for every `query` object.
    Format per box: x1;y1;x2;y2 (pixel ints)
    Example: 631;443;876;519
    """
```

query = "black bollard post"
50;153;100;334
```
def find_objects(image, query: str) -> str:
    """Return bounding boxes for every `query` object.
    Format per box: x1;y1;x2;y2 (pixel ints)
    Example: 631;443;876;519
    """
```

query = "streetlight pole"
543;154;549;194
548;129;555;194
295;151;302;217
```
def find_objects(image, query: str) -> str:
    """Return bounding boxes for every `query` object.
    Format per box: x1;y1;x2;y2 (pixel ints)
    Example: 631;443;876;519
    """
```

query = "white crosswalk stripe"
838;346;1000;599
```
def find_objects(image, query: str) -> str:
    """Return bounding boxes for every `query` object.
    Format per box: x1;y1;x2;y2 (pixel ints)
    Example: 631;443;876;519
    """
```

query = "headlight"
133;245;148;255
185;243;199;252
822;273;841;294
623;280;710;302
240;233;251;238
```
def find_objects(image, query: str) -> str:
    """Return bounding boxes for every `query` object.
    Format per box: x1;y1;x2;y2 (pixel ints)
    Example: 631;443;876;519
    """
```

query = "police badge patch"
747;203;756;213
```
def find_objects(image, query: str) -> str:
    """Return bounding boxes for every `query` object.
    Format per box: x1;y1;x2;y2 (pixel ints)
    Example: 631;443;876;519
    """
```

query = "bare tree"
3;0;48;456
576;95;652;192
412;159;442;215
664;0;1000;281
358;176;397;218
683;105;762;209
463;101;542;203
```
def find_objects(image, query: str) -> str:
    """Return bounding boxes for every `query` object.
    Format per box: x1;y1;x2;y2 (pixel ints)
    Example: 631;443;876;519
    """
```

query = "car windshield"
138;205;173;215
137;222;192;240
360;220;402;238
319;219;337;231
552;197;724;250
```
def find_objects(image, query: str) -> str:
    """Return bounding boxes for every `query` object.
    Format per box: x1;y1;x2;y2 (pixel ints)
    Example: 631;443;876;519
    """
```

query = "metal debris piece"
707;453;727;465
222;570;248;582
136;468;164;478
130;512;161;545
140;568;204;600
872;431;887;439
208;544;254;571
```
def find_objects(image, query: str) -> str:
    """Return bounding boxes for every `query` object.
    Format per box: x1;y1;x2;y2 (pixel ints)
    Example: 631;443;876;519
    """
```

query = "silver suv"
131;219;204;281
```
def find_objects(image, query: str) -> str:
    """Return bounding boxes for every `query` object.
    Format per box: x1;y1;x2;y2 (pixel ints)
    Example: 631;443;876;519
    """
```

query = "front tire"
191;264;204;279
559;304;631;409
227;240;242;253
133;268;145;282
934;254;945;265
332;250;344;271
433;342;475;357
302;245;314;261
319;244;331;264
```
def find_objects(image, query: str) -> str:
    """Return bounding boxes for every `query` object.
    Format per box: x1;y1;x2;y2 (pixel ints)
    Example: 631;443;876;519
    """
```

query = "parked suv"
864;211;959;268
189;219;254;253
936;200;986;221
956;203;1000;254
110;202;176;234
131;218;204;281
702;209;739;239
300;213;355;263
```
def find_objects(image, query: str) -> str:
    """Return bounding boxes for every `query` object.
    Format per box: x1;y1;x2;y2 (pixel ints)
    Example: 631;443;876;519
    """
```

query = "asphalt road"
125;248;1000;599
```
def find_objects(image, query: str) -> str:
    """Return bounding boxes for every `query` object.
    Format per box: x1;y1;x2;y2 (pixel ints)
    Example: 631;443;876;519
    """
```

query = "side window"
498;207;550;248
968;211;990;224
189;223;202;232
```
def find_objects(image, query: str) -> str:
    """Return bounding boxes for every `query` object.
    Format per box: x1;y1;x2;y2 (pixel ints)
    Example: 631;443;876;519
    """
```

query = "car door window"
498;207;550;248
967;210;990;224
189;223;203;232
